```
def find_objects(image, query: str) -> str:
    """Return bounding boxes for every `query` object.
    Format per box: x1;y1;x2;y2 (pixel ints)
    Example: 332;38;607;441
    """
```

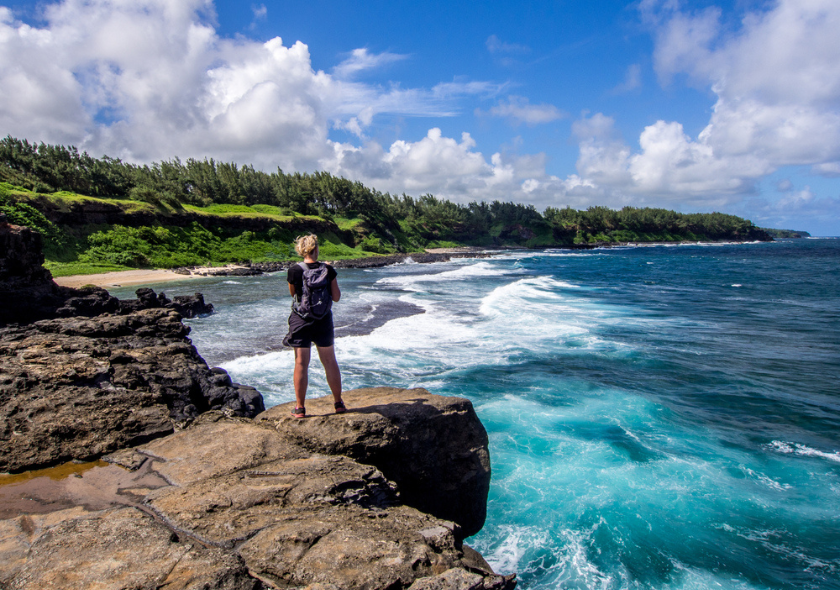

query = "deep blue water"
110;239;840;589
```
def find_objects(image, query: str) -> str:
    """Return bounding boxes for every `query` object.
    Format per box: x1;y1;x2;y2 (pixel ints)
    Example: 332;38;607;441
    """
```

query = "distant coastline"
760;227;812;238
1;136;776;279
52;240;773;288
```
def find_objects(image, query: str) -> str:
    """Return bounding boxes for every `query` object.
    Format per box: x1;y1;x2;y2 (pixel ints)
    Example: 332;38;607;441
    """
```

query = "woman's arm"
330;279;341;302
288;283;296;297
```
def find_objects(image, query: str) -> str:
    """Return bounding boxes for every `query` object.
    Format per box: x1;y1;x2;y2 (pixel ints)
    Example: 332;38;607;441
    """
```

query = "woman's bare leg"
316;345;343;403
293;346;311;409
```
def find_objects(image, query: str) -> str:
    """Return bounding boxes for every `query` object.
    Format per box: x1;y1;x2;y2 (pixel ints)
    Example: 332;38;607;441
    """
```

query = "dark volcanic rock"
250;261;286;273
0;222;65;325
0;307;264;473
0;222;260;473
55;286;121;318
330;252;494;269
258;387;491;538
330;253;450;268
0;222;122;326
204;266;264;277
118;288;214;318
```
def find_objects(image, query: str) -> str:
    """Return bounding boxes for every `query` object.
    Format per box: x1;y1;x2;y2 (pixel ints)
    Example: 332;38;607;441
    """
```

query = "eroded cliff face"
0;222;513;590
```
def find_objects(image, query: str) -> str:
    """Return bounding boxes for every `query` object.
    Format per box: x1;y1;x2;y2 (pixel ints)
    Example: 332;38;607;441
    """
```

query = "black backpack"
292;262;332;320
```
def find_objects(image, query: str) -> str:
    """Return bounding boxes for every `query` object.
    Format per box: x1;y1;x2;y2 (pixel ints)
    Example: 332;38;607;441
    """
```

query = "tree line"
0;136;771;246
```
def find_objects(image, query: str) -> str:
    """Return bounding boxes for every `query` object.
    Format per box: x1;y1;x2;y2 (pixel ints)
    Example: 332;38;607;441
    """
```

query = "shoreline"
53;268;203;289
51;240;767;289
52;251;496;289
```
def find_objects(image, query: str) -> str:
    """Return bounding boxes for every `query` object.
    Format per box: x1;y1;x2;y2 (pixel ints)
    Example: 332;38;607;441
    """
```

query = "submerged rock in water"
1;392;515;590
118;287;215;318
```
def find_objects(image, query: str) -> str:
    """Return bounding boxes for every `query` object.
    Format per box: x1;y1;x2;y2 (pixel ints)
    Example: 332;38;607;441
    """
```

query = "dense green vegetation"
0;136;774;275
0;183;375;275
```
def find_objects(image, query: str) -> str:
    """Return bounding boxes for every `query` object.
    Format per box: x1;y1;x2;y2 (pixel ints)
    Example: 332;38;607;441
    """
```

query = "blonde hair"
294;234;319;259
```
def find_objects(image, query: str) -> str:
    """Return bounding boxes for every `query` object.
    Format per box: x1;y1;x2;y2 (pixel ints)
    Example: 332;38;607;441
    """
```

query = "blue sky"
1;0;838;234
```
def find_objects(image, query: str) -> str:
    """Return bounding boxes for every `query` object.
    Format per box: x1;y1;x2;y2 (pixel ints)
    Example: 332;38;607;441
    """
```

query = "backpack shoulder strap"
298;262;309;271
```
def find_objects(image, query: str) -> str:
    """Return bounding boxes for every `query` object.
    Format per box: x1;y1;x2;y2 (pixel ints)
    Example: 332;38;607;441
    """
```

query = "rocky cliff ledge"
2;389;511;590
0;221;514;589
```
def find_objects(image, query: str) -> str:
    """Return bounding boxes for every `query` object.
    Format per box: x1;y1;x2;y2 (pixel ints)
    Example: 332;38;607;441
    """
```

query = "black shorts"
283;311;335;348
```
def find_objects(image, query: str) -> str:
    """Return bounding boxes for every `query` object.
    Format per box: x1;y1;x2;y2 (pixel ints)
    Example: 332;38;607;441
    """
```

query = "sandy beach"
53;269;201;289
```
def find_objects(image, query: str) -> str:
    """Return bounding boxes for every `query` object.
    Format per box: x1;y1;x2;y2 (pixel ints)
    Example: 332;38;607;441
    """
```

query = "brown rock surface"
406;568;485;590
257;387;492;537
1;393;515;590
0;507;257;590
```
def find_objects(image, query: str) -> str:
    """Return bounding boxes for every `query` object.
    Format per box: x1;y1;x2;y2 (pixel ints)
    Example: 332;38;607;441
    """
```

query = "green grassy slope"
1;183;385;276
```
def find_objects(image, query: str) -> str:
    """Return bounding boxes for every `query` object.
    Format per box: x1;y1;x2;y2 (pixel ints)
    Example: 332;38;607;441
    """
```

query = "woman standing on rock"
283;234;345;418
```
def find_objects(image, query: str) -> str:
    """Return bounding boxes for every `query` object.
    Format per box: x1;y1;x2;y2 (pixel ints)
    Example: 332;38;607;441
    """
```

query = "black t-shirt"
287;262;337;299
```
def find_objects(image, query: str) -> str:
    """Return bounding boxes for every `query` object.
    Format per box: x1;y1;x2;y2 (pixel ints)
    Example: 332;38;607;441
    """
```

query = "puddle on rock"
0;457;170;520
0;460;108;486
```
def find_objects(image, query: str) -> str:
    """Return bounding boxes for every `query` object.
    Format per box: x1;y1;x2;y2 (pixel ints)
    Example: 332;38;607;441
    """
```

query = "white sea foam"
476;275;648;357
743;468;791;491
374;261;514;287
501;251;608;259
480;524;547;574
731;284;742;287
223;280;243;284
666;559;765;590
224;260;647;404
222;349;297;406
769;441;840;463
477;524;615;590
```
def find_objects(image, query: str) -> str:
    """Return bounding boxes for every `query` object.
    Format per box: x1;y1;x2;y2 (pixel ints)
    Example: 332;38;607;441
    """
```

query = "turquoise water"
112;239;840;589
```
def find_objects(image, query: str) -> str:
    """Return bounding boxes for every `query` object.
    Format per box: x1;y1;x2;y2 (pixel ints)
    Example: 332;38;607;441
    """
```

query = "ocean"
109;238;840;590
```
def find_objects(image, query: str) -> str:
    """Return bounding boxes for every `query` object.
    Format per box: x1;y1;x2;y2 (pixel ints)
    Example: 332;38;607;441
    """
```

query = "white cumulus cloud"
566;0;840;224
2;0;837;232
0;0;500;174
647;0;840;175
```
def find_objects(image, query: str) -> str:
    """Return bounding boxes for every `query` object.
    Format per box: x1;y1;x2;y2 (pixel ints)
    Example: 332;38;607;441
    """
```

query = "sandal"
334;401;347;414
291;407;306;418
